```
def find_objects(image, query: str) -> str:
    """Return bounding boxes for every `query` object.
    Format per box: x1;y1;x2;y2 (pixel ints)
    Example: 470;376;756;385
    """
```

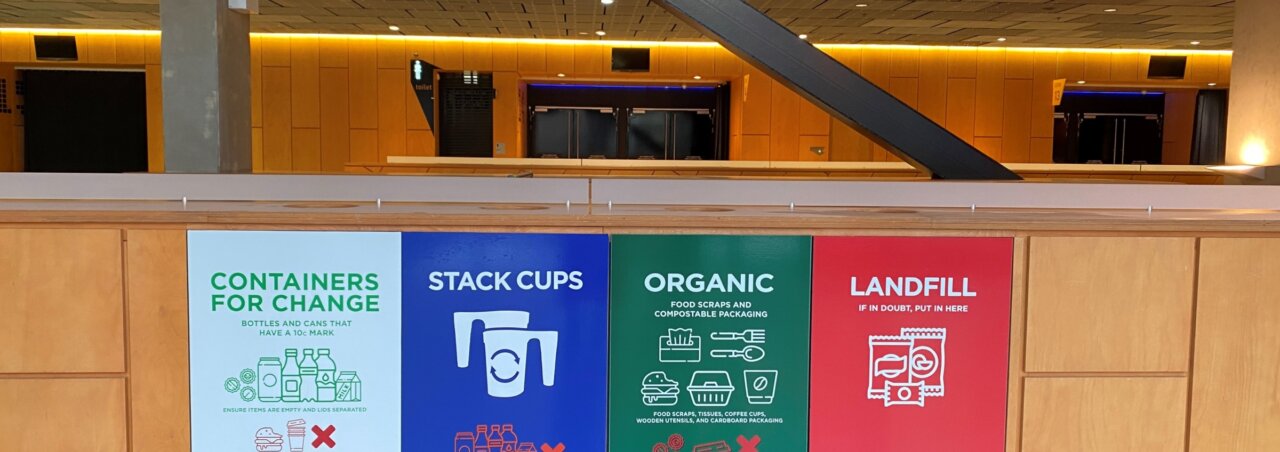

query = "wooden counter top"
2;199;1279;235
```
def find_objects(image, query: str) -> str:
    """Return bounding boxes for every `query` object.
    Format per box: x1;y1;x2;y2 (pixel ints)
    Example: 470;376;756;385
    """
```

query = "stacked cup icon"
454;311;559;398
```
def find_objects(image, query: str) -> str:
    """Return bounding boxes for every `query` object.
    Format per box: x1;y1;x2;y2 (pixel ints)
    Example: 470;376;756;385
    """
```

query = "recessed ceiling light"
595;30;607;36
602;0;615;4
798;34;808;40
388;25;400;32
1076;80;1087;84
578;32;589;35
1208;82;1218;86
557;73;566;77
693;75;702;80
855;3;868;7
1104;8;1117;12
1190;41;1201;45
996;37;1007;42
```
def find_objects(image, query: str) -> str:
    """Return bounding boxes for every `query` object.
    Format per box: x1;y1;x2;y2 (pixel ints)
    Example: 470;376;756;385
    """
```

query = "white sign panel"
189;231;401;452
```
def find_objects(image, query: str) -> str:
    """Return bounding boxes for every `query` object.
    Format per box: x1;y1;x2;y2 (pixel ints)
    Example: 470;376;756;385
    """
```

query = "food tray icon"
687;371;735;407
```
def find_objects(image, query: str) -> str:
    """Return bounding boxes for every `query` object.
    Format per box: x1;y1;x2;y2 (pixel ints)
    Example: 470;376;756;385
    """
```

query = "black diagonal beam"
654;0;1021;180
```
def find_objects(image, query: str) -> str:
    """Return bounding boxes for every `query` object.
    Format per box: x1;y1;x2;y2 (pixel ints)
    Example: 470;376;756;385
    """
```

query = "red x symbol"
311;425;336;449
540;443;565;452
736;435;761;452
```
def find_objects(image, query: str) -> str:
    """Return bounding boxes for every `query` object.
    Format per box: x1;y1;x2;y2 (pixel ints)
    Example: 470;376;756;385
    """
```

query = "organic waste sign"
810;237;1013;452
401;233;609;452
188;231;402;452
609;235;812;452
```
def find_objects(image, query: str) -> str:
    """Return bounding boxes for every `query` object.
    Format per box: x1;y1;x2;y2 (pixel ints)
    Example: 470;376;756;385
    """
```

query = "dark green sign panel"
609;235;812;452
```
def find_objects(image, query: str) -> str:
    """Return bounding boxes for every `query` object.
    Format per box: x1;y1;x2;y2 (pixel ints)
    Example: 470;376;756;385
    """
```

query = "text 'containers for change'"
811;237;1014;452
610;235;813;452
188;231;403;452
401;233;610;452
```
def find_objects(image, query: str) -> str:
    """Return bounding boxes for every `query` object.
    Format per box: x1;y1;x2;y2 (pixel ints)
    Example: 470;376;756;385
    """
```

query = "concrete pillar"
1225;0;1280;166
159;0;252;173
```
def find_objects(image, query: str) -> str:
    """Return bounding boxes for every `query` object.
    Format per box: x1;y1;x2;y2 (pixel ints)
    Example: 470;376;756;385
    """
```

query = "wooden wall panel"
0;379;127;452
769;80;800;161
262;66;293;171
126;230;191;452
1191;239;1280;451
319;68;352;172
492;72;521;158
1002;79;1033;163
319;37;349;68
1026;237;1195;372
1163;89;1197;165
434;40;463;71
290;37;321;129
348;40;379;131
741;70;772;135
463;41;493;71
0;229;124;373
975;51;1005;138
1023;377;1187;452
377;69;408;159
291;128;321;172
946;78;977;144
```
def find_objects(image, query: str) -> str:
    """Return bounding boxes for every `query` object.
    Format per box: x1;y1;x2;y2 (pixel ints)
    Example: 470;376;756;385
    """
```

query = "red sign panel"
811;237;1013;452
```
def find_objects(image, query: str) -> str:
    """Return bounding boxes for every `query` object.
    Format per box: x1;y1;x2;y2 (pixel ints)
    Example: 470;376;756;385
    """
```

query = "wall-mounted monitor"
1147;55;1187;80
33;36;78;61
611;48;651;72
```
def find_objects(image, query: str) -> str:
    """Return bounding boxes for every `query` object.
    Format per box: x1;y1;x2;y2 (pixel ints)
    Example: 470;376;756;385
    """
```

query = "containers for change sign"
189;231;402;452
811;237;1013;452
401;233;609;452
610;235;812;452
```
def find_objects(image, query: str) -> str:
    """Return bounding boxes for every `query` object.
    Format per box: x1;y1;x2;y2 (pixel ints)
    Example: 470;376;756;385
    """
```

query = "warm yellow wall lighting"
1241;137;1270;166
0;27;1235;56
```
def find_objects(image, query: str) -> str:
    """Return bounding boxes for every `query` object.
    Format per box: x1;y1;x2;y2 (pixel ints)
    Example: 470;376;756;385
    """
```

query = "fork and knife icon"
710;329;767;363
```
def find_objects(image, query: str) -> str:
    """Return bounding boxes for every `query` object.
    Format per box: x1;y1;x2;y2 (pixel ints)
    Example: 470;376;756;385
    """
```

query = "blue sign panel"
401;233;610;452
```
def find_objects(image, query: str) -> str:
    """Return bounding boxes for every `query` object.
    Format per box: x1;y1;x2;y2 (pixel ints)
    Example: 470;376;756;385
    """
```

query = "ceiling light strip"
0;27;1234;55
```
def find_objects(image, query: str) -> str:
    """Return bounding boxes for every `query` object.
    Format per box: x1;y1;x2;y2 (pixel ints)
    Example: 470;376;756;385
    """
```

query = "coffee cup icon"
454;311;560;398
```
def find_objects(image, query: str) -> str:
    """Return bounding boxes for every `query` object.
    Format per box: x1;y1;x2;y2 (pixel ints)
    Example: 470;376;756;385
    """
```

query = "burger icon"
641;371;680;406
255;427;284;452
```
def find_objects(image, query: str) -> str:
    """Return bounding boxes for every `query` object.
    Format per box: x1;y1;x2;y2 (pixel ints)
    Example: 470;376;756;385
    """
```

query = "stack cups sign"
401;233;609;452
811;237;1014;451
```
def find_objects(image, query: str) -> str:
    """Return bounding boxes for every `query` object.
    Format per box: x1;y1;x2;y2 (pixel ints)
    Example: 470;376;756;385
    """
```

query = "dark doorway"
22;69;148;173
526;83;729;160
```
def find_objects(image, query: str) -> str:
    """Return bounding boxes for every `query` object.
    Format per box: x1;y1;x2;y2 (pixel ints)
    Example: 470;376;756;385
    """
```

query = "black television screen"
612;48;651;72
34;36;78;61
1147;55;1187;80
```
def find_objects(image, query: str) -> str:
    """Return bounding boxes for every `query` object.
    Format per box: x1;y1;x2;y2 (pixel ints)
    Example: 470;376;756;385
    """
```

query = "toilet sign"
188;231;403;452
400;233;609;451
810;237;1013;451
609;235;812;452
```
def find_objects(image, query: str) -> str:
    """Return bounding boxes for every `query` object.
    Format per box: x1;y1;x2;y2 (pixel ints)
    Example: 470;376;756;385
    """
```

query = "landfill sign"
810;237;1013;452
609;235;812;452
188;231;402;452
401;233;609;452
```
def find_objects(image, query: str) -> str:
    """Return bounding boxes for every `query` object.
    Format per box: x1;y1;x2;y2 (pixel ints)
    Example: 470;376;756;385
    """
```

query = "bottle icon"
500;425;517;452
488;424;504;451
475;425;489;452
258;357;282;402
282;349;301;402
300;349;318;402
316;349;337;402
